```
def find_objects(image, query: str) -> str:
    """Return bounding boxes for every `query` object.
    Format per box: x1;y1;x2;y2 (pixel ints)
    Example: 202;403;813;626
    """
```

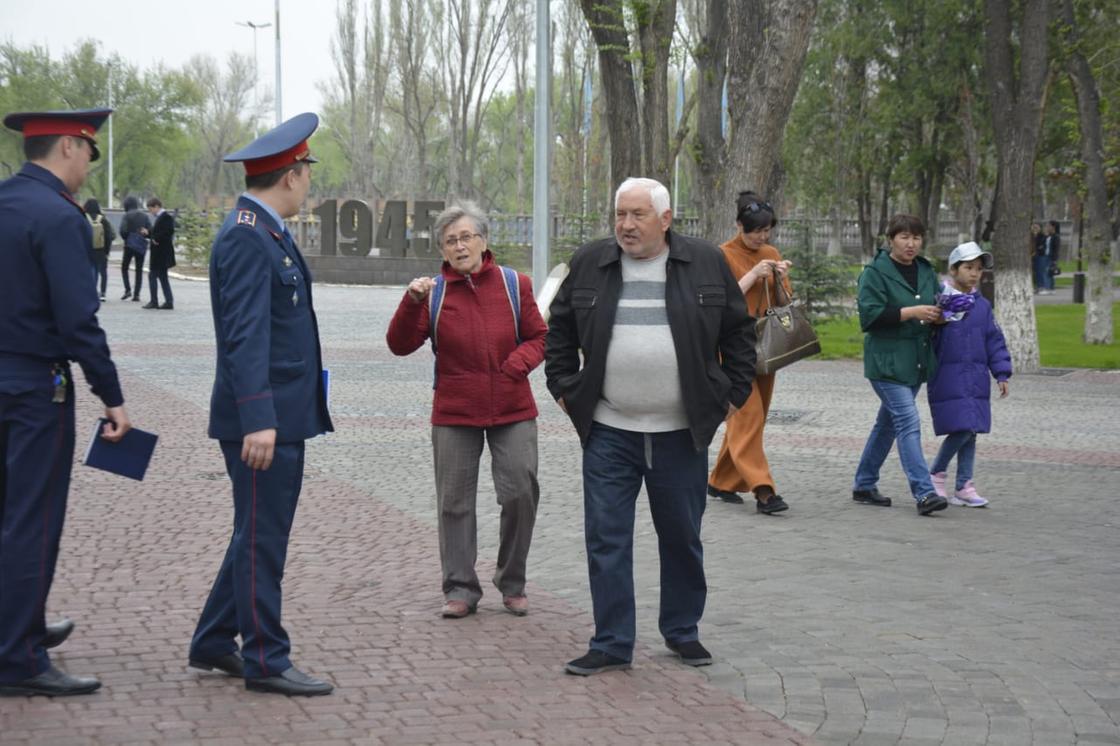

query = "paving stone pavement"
1;278;1117;745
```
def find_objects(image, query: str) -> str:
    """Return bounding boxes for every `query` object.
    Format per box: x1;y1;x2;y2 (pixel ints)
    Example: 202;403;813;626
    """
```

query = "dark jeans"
581;422;707;661
121;248;144;298
1033;254;1053;290
89;250;108;297
148;265;173;305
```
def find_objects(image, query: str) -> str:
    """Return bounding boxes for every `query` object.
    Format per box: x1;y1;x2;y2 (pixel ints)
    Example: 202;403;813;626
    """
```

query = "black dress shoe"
42;618;74;649
706;484;744;504
245;666;333;696
131;295;140;302
142;301;159;309
916;494;949;515
159;302;174;310
666;639;713;666
756;494;789;514
120;291;131;300
852;488;892;507
189;653;245;678
0;666;100;697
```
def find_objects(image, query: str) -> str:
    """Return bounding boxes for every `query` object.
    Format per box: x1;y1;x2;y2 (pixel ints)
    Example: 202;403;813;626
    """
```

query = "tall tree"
983;0;1050;373
1059;0;1113;344
322;0;390;201
435;0;515;199
689;0;817;239
579;0;642;193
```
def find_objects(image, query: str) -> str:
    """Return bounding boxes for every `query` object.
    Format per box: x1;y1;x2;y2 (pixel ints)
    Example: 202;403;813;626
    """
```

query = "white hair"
615;177;672;215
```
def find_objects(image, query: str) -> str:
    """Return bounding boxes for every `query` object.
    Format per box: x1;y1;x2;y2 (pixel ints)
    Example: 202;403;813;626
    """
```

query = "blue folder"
82;418;158;481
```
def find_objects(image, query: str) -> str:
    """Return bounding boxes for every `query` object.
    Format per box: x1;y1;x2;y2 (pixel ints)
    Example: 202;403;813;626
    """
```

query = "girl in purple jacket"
927;242;1013;507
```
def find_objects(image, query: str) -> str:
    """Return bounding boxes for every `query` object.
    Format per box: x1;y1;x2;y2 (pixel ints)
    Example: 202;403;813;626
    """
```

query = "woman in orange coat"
707;192;792;514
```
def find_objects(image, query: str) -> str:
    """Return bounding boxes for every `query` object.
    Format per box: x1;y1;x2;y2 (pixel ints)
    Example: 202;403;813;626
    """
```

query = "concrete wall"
304;255;443;286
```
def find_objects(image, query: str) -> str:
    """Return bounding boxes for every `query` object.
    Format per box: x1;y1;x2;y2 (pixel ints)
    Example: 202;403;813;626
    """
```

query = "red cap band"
243;140;312;176
20;117;99;141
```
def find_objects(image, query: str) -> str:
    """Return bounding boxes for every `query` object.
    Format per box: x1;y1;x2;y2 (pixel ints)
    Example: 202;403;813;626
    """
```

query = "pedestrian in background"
1039;220;1061;295
546;177;756;676
852;214;947;516
707;190;793;514
0;108;132;697
143;197;175;310
118;195;149;301
386;201;547;620
83;197;114;302
927;242;1012;508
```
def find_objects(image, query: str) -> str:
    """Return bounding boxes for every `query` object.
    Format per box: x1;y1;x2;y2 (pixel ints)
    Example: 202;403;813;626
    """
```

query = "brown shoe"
503;595;529;616
441;600;476;618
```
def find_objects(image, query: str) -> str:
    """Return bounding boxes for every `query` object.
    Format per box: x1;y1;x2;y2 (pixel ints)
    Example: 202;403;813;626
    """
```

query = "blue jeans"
1033;255;1054;290
930;431;976;491
854;380;936;500
581;423;707;661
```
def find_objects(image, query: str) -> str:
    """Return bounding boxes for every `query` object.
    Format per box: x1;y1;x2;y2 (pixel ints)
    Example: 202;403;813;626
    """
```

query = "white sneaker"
930;471;948;498
949;480;989;507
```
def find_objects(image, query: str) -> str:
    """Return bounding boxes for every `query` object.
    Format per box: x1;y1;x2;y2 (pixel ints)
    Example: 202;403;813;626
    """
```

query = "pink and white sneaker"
930;471;948;498
950;481;989;507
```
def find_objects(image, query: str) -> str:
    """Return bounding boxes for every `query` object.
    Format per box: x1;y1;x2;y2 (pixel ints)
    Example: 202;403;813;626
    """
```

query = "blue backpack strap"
500;265;522;345
429;275;446;389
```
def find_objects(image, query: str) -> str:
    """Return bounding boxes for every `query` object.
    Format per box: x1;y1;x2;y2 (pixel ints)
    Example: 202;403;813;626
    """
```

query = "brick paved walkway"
2;277;1117;745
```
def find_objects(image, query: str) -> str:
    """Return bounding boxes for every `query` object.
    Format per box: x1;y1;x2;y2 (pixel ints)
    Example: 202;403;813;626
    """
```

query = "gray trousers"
431;419;540;605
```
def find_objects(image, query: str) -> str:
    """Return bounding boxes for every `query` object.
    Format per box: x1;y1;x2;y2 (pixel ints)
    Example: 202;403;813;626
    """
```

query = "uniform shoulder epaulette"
235;209;257;228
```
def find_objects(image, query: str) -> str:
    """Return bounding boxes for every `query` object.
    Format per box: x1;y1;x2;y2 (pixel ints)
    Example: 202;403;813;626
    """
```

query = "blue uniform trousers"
581;423;707;662
190;440;304;679
0;374;74;683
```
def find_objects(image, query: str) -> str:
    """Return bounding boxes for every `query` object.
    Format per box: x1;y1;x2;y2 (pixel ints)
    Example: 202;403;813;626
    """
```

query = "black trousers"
121;248;145;298
0;373;75;683
148;265;173;305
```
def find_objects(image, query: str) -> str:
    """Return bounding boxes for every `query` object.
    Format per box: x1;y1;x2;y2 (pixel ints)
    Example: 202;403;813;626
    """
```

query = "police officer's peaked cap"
224;112;320;177
3;108;112;161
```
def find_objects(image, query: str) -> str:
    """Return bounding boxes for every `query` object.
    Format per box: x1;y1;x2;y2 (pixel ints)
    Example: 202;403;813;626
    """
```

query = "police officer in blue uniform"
0;108;133;697
188;113;334;697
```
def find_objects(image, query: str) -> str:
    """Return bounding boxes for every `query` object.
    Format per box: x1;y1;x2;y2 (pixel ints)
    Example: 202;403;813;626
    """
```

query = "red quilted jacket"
386;252;547;427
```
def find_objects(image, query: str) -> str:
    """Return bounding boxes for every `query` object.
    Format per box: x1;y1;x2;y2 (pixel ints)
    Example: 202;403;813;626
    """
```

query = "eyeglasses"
443;232;482;249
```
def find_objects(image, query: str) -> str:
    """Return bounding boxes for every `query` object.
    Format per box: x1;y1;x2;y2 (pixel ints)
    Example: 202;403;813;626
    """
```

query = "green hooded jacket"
857;249;939;385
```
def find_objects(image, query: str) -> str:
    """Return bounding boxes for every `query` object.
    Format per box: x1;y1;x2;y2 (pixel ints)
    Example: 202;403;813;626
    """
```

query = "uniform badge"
283;256;293;267
236;210;257;227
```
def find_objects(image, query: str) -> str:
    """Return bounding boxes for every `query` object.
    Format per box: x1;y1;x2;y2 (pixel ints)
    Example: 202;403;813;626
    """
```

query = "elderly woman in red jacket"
386;201;548;619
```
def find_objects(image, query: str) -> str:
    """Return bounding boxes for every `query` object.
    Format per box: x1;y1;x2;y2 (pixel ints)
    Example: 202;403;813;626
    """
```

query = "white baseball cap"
948;241;994;269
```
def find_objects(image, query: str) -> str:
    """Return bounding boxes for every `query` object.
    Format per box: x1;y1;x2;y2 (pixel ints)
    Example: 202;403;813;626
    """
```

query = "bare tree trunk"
690;0;729;241
635;0;677;186
580;0;642;195
723;0;817;223
1060;0;1113;344
983;0;1049;373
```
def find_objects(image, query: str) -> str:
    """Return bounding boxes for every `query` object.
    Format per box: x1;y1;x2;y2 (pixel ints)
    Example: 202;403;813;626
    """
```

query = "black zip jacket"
545;229;757;452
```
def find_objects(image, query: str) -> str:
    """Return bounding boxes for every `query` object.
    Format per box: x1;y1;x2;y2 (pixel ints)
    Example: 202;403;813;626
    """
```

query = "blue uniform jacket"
0;163;123;406
207;196;333;442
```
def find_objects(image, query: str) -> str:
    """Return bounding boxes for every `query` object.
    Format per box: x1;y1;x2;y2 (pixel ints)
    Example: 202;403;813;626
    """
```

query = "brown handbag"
753;270;821;375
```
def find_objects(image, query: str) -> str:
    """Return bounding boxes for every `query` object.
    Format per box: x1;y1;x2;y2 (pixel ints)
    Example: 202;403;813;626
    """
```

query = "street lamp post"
274;0;282;125
236;19;272;117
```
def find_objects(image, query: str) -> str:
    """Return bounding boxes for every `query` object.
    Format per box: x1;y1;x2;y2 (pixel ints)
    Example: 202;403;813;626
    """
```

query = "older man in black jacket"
545;177;756;676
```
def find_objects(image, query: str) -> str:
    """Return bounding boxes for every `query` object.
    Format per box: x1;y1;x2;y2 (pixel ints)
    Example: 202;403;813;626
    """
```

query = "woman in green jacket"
852;214;948;516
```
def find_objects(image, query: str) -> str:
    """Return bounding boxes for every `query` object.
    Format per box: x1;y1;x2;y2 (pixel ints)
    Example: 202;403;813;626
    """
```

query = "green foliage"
175;210;223;267
781;224;859;319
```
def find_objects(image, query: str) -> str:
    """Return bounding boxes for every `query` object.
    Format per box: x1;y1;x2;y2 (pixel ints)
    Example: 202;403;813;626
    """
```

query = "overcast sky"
3;0;337;118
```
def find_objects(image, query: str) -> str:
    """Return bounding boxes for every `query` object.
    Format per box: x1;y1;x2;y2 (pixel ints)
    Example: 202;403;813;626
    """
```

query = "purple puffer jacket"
926;293;1012;435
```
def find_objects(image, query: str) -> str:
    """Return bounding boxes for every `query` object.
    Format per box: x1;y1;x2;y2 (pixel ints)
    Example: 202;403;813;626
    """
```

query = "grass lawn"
812;302;1120;369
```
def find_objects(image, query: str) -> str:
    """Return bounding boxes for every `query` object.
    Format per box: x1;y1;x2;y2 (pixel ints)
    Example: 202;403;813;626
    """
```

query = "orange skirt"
708;373;776;493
